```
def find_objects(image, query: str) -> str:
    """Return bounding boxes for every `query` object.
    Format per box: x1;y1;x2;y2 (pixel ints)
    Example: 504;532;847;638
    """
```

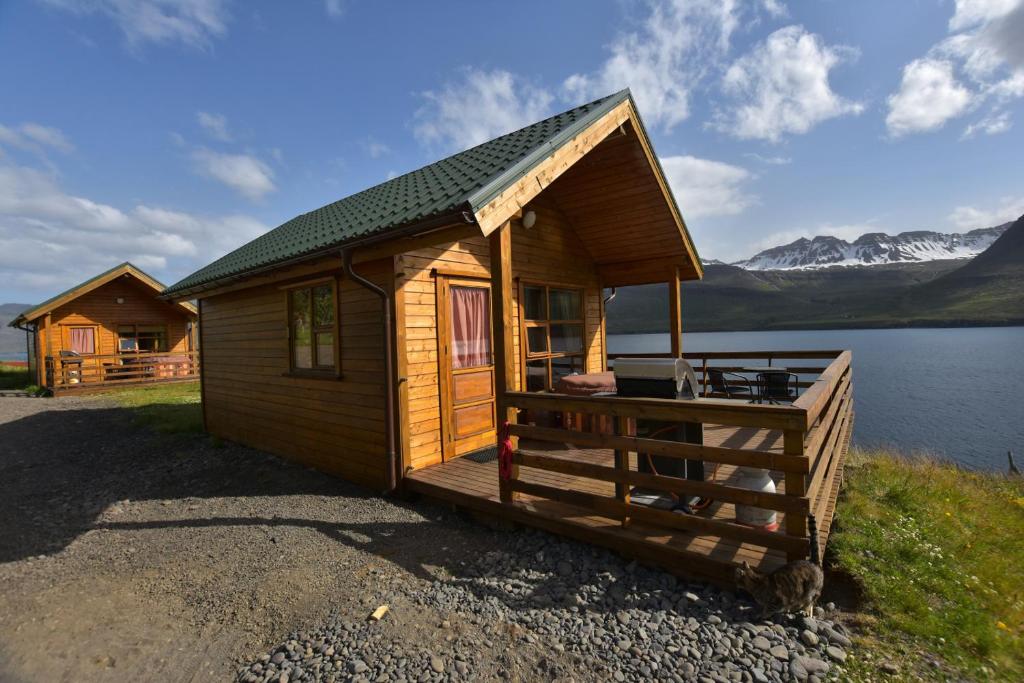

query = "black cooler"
613;358;704;509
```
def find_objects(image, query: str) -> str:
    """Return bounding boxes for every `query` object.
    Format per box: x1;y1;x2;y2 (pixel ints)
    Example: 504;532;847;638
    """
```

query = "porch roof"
165;89;702;297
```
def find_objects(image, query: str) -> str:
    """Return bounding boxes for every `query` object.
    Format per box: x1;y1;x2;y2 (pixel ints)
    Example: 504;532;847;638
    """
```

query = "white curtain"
450;286;490;369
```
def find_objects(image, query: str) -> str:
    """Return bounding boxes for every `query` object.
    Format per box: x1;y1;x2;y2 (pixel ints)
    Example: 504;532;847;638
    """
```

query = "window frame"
64;324;99;356
116;324;167;354
518;280;587;392
285;277;341;377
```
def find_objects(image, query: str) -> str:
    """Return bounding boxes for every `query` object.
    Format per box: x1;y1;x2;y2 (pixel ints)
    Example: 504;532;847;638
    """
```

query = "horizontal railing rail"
45;350;200;389
499;348;853;565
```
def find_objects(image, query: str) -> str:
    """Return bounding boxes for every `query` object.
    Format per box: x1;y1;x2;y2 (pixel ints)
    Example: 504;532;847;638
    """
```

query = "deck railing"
499;350;853;564
44;350;200;390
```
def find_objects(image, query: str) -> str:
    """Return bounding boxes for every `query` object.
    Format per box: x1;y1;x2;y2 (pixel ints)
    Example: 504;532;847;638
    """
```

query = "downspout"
342;249;398;493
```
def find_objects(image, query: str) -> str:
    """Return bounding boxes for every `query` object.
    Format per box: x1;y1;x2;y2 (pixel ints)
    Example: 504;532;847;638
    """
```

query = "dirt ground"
0;396;577;682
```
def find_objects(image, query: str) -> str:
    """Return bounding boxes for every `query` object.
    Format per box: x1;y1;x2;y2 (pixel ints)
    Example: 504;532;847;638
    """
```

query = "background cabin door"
437;277;496;460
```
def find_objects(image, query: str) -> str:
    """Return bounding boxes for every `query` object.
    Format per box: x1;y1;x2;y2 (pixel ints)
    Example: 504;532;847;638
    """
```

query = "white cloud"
0;122;74;154
0;160;267;297
660;155;755;219
743;152;792;165
886;58;974;136
887;0;1024;138
41;0;230;49
714;26;863;142
191;148;276;200
324;0;345;18
414;69;554;152
949;0;1019;30
760;0;787;18
962;110;1012;137
948;195;1024;229
563;0;741;131
364;139;391;159
196;111;231;141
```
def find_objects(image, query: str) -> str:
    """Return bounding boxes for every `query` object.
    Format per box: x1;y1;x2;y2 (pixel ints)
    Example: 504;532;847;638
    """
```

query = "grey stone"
800;630;819;647
769;644;789;660
429;656;444;673
752;636;771;651
825;645;846;663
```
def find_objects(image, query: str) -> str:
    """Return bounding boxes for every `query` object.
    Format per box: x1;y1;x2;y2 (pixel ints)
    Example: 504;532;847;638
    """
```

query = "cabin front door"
437;276;496;461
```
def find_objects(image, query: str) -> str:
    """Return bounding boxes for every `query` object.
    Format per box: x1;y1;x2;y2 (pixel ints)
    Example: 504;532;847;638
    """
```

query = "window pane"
526;326;547;354
450;286;491;369
119;338;137;352
549;288;581;320
292;289;312;369
551;356;583;385
138;333;165;352
550;323;583;353
315;332;335;368
314;285;334;326
526;359;548;392
523;285;545;321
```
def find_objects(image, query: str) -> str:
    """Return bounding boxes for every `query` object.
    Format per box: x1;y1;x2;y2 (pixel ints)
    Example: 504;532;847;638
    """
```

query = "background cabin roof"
165;89;700;297
9;262;197;327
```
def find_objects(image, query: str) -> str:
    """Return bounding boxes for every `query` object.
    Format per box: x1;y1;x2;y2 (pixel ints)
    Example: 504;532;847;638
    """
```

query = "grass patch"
0;363;31;390
105;381;203;434
831;449;1024;680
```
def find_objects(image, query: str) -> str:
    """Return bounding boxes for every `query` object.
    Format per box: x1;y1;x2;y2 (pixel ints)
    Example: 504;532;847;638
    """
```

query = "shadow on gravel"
0;404;410;564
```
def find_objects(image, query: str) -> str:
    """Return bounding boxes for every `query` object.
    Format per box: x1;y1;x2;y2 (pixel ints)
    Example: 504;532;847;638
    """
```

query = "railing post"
784;428;807;562
491;220;518;503
614;415;631;526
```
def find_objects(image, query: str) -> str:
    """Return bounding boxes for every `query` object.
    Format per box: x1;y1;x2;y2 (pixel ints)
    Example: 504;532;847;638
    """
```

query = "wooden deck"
406;420;850;585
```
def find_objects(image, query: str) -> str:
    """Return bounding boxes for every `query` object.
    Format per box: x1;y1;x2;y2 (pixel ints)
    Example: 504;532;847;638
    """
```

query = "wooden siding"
199;257;391;489
47;276;192;357
396;197;605;471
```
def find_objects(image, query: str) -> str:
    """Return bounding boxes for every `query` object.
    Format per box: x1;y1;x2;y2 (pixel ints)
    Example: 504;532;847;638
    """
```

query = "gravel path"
0;396;852;682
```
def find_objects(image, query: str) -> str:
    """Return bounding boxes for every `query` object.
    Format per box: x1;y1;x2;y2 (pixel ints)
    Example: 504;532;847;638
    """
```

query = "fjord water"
608;327;1024;471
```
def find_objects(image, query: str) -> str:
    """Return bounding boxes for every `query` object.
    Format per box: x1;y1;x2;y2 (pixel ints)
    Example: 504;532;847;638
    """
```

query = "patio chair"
756;371;799;404
707;368;754;400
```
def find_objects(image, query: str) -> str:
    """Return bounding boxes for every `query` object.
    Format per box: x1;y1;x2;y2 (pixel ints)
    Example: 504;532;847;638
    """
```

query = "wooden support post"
42;313;53;389
669;268;682;358
614;415;631;527
784;428;807;562
491;221;518;503
198;300;208;432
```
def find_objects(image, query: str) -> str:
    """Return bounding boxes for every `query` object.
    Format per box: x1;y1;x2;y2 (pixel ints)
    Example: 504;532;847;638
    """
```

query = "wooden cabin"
9;262;199;391
164;91;852;584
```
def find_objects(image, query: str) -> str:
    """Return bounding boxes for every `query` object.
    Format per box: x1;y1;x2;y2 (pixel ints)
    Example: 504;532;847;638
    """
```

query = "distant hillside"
0;303;31;357
732;223;1008;271
607;215;1024;332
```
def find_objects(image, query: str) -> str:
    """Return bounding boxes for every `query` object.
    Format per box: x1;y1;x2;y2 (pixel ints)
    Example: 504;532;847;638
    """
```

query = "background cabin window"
68;327;96;355
521;284;585;391
118;325;166;352
290;283;336;371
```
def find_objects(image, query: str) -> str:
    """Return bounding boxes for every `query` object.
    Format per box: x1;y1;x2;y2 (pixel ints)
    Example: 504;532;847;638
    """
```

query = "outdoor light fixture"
522;209;537;229
116;297;124;304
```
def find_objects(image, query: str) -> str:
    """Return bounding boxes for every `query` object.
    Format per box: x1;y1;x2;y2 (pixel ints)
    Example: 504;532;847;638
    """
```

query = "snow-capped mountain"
732;224;1010;271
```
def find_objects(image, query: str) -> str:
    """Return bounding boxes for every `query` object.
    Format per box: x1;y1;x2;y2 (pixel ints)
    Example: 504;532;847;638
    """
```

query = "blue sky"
1;0;1022;303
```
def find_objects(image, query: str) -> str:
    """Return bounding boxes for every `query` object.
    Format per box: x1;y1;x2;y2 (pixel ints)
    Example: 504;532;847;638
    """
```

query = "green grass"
0;363;31;390
104;381;203;434
831;449;1024;680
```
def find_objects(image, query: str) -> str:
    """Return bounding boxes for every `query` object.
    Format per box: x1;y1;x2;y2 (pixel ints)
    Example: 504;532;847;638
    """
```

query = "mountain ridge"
729;223;1009;271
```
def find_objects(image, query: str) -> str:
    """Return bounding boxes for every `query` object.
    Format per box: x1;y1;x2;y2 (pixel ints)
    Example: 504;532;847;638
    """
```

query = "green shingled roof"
163;90;630;296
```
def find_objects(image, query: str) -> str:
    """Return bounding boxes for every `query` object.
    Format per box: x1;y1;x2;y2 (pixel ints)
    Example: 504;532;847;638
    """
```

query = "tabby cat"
734;514;824;619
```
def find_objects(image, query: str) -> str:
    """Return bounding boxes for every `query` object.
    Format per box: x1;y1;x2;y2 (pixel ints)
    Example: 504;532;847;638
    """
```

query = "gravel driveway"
0;396;851;682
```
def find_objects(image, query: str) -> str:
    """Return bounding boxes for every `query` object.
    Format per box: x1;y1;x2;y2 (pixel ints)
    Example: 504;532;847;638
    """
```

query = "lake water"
608;327;1024;472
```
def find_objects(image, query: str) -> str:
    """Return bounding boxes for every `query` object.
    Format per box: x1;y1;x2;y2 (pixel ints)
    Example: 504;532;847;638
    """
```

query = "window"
118;325;166;353
290;282;336;371
68;327;96;355
521;283;585;391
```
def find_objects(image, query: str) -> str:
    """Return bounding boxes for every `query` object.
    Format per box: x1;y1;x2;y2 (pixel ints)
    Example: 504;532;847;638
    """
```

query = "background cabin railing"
44;350;200;390
500;350;853;563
